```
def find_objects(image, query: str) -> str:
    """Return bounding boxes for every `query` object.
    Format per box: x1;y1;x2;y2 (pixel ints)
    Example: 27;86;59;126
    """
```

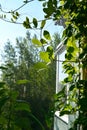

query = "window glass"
59;51;66;81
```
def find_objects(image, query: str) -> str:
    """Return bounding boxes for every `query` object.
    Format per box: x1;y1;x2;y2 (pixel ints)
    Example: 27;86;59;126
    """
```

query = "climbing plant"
0;0;87;129
36;0;87;129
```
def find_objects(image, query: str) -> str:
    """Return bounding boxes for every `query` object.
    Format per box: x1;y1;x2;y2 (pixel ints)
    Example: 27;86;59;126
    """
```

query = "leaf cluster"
39;0;87;128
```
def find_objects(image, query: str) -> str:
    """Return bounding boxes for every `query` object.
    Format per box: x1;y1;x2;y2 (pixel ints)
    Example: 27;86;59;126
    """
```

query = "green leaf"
55;87;65;99
40;52;50;63
23;17;31;29
40;38;47;44
64;76;72;83
43;30;51;40
29;113;45;130
16;12;19;16
13;14;17;20
60;110;71;116
69;85;75;91
67;46;74;53
0;66;8;70
11;91;18;100
4;15;6;18
41;20;46;29
15;117;31;129
32;38;42;46
33;62;47;70
46;46;54;59
42;2;47;7
33;18;38;28
23;0;29;3
0;82;5;87
0;96;9;109
15;102;30;112
0;116;7;124
65;53;73;60
16;79;29;85
43;4;55;18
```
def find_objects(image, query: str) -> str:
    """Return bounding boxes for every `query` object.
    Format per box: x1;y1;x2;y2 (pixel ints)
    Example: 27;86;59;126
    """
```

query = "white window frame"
55;42;66;93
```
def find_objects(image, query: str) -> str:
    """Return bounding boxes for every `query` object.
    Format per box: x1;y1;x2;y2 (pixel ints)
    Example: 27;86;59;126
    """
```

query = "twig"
0;0;34;13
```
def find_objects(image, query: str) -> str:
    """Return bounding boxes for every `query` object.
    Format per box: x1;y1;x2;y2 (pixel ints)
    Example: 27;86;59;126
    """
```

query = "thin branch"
0;0;34;14
0;17;44;32
0;18;23;24
0;17;52;26
13;0;34;12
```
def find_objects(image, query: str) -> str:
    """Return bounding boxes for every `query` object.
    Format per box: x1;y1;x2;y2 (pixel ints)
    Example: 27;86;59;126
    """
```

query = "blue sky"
0;0;63;52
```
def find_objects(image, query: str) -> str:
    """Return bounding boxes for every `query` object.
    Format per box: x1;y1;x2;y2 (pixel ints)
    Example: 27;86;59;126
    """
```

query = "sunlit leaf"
41;20;46;29
32;38;42;46
40;52;50;63
33;62;47;70
16;79;29;85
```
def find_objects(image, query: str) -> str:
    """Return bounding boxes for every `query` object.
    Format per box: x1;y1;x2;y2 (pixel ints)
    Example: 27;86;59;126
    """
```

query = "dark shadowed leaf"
15;102;31;112
33;18;38;28
23;17;31;29
67;46;74;53
43;30;51;40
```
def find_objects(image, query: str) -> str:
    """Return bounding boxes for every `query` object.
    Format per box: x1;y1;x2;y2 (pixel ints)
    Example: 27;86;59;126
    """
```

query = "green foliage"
43;30;51;40
1;31;57;130
40;20;46;29
40;51;50;63
23;17;31;29
16;79;29;85
33;62;47;70
11;11;20;22
37;0;87;129
33;18;38;28
0;81;32;130
32;38;42;47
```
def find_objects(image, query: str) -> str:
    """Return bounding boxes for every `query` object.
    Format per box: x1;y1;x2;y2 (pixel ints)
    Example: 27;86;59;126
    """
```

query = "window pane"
59;51;66;81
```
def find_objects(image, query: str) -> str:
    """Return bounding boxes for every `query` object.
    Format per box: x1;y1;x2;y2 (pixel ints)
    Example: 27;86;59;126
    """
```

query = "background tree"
1;31;61;130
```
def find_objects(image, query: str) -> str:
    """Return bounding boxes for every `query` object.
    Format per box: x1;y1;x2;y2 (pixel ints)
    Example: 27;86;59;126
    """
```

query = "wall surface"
54;114;68;130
